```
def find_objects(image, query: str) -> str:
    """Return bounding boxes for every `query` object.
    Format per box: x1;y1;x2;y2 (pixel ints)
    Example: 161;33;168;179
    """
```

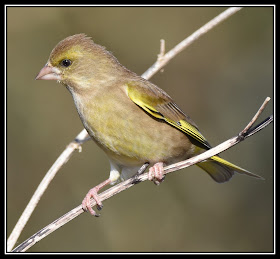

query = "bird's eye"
60;59;72;67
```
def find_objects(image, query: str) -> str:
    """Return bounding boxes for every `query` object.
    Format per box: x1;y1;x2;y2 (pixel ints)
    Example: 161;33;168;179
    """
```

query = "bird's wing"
126;80;211;149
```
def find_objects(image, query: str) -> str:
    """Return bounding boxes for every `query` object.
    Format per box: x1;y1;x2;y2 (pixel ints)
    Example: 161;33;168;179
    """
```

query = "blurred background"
7;6;273;253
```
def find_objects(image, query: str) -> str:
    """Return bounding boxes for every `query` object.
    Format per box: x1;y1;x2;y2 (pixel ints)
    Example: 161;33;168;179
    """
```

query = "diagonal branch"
7;7;244;252
12;97;272;252
142;7;242;79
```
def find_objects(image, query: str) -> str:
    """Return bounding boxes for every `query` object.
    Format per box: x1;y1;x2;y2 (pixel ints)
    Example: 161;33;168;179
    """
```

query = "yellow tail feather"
197;155;264;183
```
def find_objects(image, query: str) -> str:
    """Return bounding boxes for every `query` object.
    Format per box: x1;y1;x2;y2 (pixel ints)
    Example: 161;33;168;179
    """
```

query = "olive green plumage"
36;33;263;184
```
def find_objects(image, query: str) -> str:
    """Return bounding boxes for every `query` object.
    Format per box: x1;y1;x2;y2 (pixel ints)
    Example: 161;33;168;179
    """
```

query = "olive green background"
7;6;274;252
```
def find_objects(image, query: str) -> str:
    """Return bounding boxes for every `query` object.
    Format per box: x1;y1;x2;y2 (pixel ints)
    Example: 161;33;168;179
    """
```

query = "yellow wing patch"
166;119;208;146
126;83;210;148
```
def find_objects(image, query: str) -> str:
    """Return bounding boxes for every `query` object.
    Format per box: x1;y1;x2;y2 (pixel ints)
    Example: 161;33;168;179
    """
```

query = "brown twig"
142;7;242;79
7;129;89;252
12;97;272;252
240;97;271;136
7;7;244;252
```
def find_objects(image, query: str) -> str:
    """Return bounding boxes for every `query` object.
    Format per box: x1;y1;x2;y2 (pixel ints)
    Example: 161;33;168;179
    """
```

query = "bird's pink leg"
148;162;165;185
82;178;111;216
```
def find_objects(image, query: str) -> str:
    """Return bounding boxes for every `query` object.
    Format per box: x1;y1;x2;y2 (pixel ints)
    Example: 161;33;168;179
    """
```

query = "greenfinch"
36;34;262;216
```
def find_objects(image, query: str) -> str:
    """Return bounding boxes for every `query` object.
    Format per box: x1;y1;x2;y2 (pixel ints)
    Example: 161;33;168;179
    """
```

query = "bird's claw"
148;162;165;185
82;187;103;217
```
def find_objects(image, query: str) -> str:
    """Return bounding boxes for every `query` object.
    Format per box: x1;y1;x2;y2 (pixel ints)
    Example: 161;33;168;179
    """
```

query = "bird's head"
36;34;124;92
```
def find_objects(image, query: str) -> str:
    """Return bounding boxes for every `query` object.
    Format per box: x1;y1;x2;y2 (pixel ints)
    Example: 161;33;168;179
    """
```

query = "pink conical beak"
35;64;61;81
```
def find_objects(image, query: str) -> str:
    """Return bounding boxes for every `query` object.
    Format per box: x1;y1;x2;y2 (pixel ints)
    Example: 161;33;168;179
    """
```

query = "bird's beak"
35;63;61;81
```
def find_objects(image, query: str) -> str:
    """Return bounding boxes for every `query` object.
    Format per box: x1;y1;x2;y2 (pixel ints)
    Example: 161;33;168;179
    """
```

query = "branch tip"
240;97;271;136
157;39;166;62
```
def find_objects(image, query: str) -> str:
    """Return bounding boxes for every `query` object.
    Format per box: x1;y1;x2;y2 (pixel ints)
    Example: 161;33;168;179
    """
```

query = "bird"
36;34;263;216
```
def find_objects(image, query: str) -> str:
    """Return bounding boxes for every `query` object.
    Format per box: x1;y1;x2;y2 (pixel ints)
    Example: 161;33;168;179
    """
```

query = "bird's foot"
82;188;103;217
82;178;111;217
148;162;165;185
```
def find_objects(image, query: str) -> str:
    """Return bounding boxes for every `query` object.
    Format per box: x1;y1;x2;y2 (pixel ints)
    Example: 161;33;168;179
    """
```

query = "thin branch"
142;7;242;79
7;129;89;252
7;7;243;252
245;115;273;138
157;39;166;62
12;97;272;252
240;97;271;136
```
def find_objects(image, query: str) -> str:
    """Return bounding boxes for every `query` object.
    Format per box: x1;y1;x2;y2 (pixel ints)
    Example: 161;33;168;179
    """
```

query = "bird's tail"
196;155;264;183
